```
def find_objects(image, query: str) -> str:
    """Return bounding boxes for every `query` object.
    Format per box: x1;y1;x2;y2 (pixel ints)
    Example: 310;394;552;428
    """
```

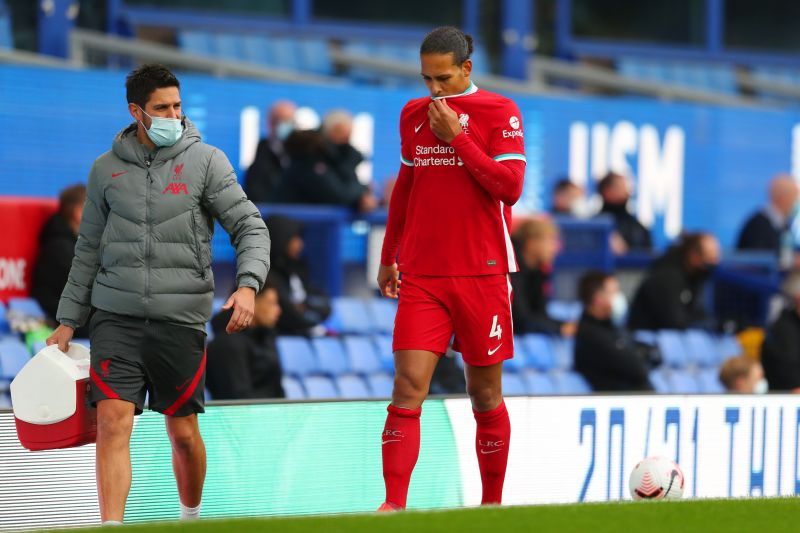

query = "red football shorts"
392;273;514;366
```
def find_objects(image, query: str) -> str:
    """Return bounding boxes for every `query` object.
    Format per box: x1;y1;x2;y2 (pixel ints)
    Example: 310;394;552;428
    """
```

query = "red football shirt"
382;82;526;276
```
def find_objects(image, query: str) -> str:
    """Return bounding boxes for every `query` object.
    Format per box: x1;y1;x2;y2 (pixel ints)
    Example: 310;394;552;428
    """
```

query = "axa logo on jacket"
163;162;188;195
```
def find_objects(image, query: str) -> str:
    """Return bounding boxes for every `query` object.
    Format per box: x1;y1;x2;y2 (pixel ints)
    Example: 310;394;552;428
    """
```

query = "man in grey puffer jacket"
47;64;270;525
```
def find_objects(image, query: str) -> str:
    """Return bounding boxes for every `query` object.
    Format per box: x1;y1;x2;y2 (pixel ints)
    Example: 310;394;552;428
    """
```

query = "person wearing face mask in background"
627;232;721;331
245;100;297;203
574;270;659;392
596;171;652;256
510;216;577;336
761;271;800;392
719;356;768;394
550;178;592;219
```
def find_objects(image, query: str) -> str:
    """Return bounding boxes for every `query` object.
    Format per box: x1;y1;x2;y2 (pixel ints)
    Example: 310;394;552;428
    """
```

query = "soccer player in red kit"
377;26;526;510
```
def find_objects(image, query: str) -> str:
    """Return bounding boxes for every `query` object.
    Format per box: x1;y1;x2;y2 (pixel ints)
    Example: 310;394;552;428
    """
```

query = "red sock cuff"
473;400;507;422
388;404;422;419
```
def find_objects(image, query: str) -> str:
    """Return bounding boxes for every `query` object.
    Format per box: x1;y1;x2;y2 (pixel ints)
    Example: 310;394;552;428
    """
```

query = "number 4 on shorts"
489;315;502;340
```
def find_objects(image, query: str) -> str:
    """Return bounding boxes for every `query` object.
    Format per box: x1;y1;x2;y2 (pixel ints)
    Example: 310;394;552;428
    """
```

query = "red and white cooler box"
10;344;97;451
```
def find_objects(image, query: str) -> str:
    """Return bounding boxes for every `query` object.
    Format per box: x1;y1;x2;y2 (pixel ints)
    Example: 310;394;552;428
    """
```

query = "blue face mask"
138;106;183;147
275;120;294;141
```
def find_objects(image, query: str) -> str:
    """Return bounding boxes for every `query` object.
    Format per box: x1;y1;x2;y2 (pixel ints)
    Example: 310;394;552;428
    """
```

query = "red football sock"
474;400;511;505
381;404;421;509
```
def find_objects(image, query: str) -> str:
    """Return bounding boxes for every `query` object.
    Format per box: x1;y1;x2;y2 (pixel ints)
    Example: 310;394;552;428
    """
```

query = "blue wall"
1;65;798;250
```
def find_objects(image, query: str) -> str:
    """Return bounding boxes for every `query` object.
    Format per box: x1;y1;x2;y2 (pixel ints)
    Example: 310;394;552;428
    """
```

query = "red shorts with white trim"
88;309;206;417
392;274;514;366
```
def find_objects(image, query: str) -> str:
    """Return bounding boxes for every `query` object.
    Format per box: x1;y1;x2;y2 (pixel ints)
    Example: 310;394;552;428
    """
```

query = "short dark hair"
678;232;710;259
420;26;474;66
258;276;278;296
597;172;624;195
58;184;87;219
578;270;612;307
125;64;180;108
553;178;578;194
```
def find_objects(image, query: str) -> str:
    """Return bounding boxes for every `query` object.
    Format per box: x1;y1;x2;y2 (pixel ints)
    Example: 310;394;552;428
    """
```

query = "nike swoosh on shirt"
382;439;401;445
111;171;128;178
488;344;503;356
414;122;425;133
480;449;502;455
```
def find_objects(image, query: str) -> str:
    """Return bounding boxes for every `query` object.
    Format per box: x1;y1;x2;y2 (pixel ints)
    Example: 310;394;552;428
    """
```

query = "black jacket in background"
276;131;366;208
627;246;710;331
31;214;78;323
266;215;331;335
205;308;285;400
761;308;800;391
510;259;563;335
600;202;652;251
574;313;654;392
245;138;286;203
736;211;782;254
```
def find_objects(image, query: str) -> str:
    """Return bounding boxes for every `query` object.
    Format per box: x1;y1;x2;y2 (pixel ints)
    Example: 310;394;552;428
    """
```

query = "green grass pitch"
47;498;797;533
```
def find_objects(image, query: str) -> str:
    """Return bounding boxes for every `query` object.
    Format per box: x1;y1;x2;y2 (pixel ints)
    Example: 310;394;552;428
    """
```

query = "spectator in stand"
322;109;379;212
719;356;767;394
761;271;800;392
628;232;721;331
736;174;798;257
245;100;296;203
574;270;657;392
31;184;92;336
596;171;652;255
276;129;377;212
551;178;586;217
266;215;331;336
205;279;285;399
510;217;576;336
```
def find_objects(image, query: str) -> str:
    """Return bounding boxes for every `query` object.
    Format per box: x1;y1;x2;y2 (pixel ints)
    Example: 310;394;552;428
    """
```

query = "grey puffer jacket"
56;118;270;330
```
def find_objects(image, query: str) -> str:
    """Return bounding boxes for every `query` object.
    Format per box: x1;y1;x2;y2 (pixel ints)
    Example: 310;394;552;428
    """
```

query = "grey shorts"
88;309;206;417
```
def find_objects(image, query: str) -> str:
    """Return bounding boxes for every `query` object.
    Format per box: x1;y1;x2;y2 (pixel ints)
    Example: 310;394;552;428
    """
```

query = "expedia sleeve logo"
503;115;524;139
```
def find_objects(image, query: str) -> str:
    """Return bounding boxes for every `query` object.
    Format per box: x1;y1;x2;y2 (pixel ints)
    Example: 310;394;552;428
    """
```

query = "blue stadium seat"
212;33;243;60
276;336;317;376
0;301;9;333
303;375;339;399
281;376;306;400
547;300;582;322
683;330;717;367
697;368;725;394
0;393;10;408
657;331;689;368
366;372;394;398
551;370;592;395
7;297;45;319
634;330;658;346
31;341;46;355
551;336;575;370
0;4;11;50
264;36;300;71
240;35;273;65
504;337;528;372
617;57;736;94
366;299;396;334
297;38;333;76
372;335;395;371
522;334;556;371
311;337;349;375
649;369;671;393
522;370;556;395
332;297;373;335
669;370;700;394
178;30;213;55
204;388;213;401
502;372;526;395
717;335;742;362
0;337;29;380
343;336;382;374
335;374;371;399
